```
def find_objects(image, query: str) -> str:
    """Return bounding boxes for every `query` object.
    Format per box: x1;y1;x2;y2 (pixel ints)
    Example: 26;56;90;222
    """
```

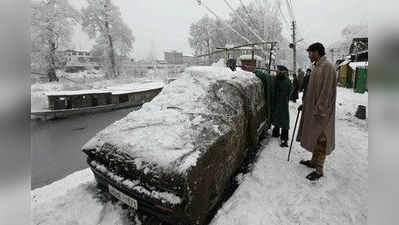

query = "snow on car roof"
83;66;259;174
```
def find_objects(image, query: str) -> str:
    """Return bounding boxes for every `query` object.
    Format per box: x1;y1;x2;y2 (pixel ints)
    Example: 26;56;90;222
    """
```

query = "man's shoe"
299;160;316;168
280;141;288;147
306;171;323;181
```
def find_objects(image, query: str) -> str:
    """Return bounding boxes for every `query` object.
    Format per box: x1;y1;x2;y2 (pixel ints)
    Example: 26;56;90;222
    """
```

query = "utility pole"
291;21;297;74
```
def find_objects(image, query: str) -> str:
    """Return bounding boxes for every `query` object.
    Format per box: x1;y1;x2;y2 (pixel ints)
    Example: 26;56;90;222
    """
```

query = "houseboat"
31;82;164;120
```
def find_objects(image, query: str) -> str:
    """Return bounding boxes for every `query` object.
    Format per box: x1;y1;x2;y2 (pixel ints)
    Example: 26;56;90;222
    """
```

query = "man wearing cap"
271;65;292;147
296;42;337;181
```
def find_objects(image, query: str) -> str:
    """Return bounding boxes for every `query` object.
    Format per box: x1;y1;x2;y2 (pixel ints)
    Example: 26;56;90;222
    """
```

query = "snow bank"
212;58;226;67
32;169;133;225
83;66;258;175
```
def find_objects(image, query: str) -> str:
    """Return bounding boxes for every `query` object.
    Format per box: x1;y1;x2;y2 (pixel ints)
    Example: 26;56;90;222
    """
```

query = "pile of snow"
83;66;257;174
211;58;226;67
32;169;134;225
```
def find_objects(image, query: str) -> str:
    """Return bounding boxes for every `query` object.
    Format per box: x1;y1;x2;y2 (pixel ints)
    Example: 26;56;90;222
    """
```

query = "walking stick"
288;109;301;161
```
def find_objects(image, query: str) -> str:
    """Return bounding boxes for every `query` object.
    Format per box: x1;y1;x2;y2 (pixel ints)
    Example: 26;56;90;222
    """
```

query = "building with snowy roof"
58;50;101;72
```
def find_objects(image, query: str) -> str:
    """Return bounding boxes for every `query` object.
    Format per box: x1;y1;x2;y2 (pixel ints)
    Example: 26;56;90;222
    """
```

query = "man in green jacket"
271;65;292;147
254;69;273;130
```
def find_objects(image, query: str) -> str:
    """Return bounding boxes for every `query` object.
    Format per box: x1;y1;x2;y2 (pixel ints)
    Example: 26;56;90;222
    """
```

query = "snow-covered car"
82;66;268;225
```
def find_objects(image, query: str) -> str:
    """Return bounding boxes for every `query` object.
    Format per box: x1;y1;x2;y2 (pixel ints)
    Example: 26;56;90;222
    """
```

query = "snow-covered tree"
81;0;134;78
189;15;230;64
341;24;368;41
31;0;80;81
189;15;215;63
328;24;368;59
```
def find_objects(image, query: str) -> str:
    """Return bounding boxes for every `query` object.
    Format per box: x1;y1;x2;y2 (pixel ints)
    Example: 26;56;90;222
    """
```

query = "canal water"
31;108;136;189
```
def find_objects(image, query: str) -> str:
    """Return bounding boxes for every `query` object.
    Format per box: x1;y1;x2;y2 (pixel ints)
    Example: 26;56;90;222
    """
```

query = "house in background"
59;50;101;72
349;37;368;62
336;37;368;92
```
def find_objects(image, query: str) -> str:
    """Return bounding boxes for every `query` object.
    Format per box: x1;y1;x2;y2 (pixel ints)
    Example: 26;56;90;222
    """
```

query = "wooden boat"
31;82;164;120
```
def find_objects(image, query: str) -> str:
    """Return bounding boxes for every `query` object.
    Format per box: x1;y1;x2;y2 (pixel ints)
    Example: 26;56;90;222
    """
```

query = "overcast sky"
70;0;367;61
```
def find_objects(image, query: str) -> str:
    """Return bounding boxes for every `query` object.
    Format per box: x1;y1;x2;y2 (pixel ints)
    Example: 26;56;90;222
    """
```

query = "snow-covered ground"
32;87;368;225
211;88;368;225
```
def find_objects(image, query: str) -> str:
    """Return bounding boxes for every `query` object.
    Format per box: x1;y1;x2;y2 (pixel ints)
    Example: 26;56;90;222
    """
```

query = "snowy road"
32;87;368;225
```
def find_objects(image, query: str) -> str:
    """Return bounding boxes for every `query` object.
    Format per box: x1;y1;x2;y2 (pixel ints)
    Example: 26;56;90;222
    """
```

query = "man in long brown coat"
296;42;337;181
